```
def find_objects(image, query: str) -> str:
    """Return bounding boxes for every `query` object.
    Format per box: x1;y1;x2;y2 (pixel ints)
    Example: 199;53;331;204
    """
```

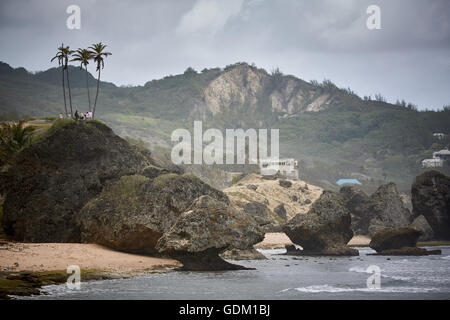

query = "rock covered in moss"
155;195;264;270
76;174;228;252
283;191;358;256
1;120;177;242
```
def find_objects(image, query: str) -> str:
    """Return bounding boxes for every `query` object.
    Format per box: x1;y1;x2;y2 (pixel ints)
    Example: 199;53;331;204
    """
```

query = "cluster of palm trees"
51;42;111;119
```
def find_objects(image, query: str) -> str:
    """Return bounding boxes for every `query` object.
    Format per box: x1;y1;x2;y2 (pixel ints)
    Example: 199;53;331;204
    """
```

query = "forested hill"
1;61;449;193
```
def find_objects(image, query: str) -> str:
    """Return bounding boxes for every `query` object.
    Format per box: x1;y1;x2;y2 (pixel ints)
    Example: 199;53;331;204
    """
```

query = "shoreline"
2;234;450;299
0;240;181;299
253;233;450;249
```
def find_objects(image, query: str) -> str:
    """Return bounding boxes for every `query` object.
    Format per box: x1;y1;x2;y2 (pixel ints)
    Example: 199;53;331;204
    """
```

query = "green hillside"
1;61;449;193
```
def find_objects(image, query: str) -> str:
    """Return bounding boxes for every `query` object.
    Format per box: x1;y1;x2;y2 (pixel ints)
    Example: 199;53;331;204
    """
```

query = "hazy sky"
1;0;449;110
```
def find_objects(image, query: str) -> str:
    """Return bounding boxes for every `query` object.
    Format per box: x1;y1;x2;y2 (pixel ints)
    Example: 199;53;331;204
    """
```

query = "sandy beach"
0;233;369;274
0;240;181;274
254;232;371;249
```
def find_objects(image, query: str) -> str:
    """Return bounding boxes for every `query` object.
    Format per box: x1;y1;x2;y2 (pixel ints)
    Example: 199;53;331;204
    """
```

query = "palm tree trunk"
93;67;101;119
61;67;67;117
66;68;73;118
85;65;91;111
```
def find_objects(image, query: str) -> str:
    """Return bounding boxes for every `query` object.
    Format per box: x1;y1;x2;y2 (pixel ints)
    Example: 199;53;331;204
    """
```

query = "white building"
433;148;450;160
259;158;299;180
422;158;443;168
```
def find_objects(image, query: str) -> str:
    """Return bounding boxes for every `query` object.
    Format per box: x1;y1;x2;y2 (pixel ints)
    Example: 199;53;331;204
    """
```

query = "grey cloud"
0;0;449;109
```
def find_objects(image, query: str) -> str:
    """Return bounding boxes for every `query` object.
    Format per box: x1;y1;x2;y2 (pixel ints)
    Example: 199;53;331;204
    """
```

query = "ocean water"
19;246;450;300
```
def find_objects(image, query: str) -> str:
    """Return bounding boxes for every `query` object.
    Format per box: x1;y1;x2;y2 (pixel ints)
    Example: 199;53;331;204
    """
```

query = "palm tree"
60;45;74;118
89;42;111;119
51;44;68;117
0;121;35;165
71;48;94;111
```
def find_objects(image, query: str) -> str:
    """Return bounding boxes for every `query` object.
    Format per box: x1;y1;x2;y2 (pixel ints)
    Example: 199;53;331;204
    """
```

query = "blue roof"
336;179;362;185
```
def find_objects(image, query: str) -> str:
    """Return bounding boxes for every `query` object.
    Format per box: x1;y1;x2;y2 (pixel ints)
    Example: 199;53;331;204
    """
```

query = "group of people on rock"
58;111;93;120
74;110;93;120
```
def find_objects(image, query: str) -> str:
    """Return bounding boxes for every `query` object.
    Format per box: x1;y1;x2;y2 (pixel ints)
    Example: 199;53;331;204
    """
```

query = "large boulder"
1;120;181;242
368;183;413;235
220;247;267;260
274;203;287;220
410;215;434;241
339;186;374;235
282;191;358;256
340;183;413;236
155;195;265;270
242;201;272;228
369;227;441;256
411;171;450;240
76;174;229;252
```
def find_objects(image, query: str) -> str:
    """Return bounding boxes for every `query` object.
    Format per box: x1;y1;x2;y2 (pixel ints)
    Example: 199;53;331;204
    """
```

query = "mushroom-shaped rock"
369;227;441;256
156;195;265;270
76;174;229;252
282;191;358;256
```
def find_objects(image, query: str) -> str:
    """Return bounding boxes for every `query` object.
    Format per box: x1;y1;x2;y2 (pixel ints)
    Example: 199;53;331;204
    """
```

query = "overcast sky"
1;0;449;110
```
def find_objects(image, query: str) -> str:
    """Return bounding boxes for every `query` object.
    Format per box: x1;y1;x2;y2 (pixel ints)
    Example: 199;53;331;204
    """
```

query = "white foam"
282;284;440;294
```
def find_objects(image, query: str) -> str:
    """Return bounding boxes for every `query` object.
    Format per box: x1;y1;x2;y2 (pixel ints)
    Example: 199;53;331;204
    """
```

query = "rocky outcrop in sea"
411;170;450;240
340;183;413;236
369;227;441;256
282;191;358;256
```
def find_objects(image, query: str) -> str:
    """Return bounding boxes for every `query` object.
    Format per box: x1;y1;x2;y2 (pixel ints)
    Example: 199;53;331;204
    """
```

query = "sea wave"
281;284;440;294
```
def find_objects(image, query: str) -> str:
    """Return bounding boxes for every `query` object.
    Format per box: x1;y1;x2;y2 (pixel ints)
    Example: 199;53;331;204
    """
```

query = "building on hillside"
422;158;444;168
433;148;450;160
336;179;362;186
259;158;299;180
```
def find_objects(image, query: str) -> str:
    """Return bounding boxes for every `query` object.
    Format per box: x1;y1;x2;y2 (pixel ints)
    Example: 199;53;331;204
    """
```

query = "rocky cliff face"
197;63;340;119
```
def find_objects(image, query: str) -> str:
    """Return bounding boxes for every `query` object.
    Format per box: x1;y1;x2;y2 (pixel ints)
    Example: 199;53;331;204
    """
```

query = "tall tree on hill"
61;44;74;118
71;48;94;111
51;44;68;117
89;42;111;119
